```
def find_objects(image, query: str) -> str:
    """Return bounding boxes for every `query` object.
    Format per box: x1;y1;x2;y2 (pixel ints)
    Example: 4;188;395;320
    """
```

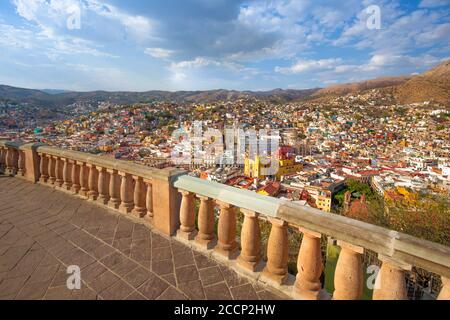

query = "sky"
0;0;449;92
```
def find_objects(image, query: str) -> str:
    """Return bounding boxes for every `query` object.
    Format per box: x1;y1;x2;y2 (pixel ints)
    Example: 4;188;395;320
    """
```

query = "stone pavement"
0;175;283;300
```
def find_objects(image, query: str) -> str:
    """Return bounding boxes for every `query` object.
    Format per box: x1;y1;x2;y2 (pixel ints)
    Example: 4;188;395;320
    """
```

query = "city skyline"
0;0;449;92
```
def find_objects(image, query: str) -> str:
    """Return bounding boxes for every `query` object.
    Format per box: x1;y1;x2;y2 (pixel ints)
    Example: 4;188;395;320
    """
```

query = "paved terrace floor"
0;175;283;300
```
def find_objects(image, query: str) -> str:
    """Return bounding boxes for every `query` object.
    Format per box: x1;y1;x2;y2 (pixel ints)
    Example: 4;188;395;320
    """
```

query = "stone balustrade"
173;175;450;300
1;140;449;300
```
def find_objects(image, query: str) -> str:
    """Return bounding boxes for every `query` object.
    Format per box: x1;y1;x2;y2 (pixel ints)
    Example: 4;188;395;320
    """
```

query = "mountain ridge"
1;59;448;107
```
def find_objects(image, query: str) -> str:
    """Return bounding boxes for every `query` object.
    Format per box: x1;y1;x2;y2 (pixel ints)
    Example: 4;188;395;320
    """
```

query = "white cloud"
275;58;342;74
144;47;174;59
419;0;450;8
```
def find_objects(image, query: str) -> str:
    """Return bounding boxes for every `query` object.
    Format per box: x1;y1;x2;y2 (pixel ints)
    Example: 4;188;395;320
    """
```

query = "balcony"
0;141;449;300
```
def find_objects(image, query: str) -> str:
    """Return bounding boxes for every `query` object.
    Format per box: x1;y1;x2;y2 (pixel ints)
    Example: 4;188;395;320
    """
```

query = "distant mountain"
0;60;448;108
392;60;450;104
312;76;410;98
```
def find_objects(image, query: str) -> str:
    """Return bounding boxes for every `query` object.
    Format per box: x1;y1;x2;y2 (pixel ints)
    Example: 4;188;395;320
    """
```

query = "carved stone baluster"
5;147;16;176
293;228;323;300
195;196;216;249
119;173;134;214
261;218;289;285
62;158;72;190
79;163;89;196
0;147;5;172
437;277;450;300
333;240;364;300
237;209;261;272
55;157;63;187
372;256;410;300
132;176;146;217
214;201;238;259
71;160;81;193
177;190;196;240
87;164;98;200
145;180;153;219
17;150;25;176
39;153;49;183
97;167;110;204
48;156;56;184
107;169;120;209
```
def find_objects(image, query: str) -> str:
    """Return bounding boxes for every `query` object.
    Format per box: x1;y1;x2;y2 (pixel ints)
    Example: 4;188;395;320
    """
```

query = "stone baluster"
262;218;289;285
97;167;110;204
5;147;16;176
372;256;410;300
71;160;81;193
195;196;216;249
87;164;99;200
107;169;120;209
48;156;56;184
132;176;146;217
17;150;25;176
39;153;49;183
177;191;196;240
62;158;72;190
79;163;89;196
437;277;450;300
293;228;323;299
55;157;63;187
237;209;261;272
0;147;5;171
119;173;134;213
333;240;364;300
145;180;153;219
215;201;238;259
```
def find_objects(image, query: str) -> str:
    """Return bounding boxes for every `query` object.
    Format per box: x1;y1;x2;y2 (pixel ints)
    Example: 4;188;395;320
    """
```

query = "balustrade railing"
1;140;449;300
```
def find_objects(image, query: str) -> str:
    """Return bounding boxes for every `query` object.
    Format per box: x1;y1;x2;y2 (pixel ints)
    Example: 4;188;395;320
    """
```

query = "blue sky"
0;0;449;91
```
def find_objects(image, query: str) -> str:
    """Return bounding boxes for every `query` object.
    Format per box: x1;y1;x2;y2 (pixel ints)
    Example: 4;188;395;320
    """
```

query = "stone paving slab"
0;175;283;300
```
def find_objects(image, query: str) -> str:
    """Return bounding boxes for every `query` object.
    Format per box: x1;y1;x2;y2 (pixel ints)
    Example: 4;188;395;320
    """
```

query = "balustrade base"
71;184;81;194
39;176;49;183
132;206;147;218
237;256;263;273
177;229;197;241
5;168;16;176
108;198;120;209
119;202;134;214
260;267;289;286
213;244;239;260
97;195;110;205
87;191;99;201
194;234;217;250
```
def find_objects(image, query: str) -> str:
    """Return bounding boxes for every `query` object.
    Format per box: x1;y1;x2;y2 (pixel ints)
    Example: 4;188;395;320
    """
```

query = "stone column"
119;173;134;214
39;153;49;183
145;180;153;219
17;150;25;176
177;191;196;240
62;158;72;190
79;163;89;196
195;196;216;249
262;218;289;285
132;176;146;217
107;169;120;209
97;167;110;204
333;240;364;300
372;256;410;300
87;164;99;200
0;147;5;172
237;209;261;272
437;277;450;300
214;200;238;259
293;228;323;300
48;156;56;184
71;161;81;193
5;147;16;176
55;157;63;187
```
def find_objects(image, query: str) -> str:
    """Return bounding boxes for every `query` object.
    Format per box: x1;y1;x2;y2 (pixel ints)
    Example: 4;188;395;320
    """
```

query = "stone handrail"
0;141;449;300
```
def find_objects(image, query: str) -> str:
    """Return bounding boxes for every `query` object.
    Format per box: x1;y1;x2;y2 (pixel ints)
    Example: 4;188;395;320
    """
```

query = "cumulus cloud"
144;47;174;59
275;58;342;74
